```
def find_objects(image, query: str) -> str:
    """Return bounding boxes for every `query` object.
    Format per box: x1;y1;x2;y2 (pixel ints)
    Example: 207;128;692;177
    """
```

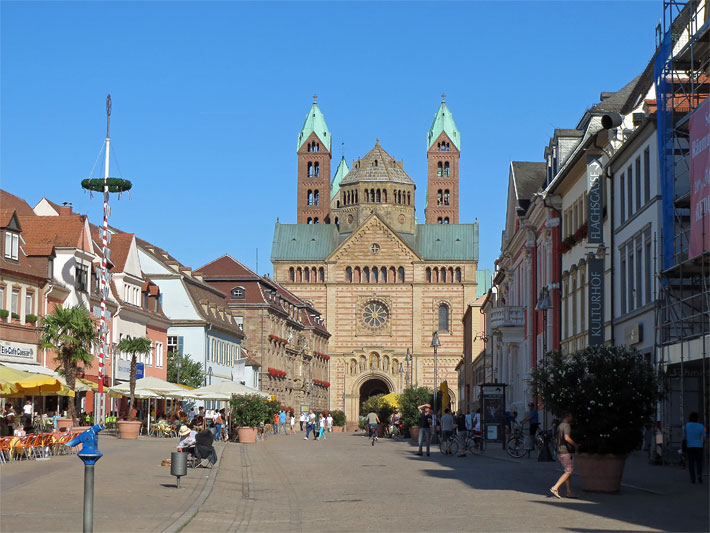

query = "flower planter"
117;420;142;440
331;426;344;433
237;427;258;443
54;418;73;433
576;453;627;493
409;426;420;443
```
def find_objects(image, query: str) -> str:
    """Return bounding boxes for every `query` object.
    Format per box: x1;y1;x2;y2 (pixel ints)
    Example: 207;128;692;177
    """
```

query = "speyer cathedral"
271;96;483;423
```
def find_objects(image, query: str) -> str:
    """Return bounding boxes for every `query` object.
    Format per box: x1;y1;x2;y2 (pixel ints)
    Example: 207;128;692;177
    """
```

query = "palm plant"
40;305;98;424
116;336;153;415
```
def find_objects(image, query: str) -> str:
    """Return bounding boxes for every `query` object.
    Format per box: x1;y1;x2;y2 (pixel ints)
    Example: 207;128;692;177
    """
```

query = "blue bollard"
67;425;105;533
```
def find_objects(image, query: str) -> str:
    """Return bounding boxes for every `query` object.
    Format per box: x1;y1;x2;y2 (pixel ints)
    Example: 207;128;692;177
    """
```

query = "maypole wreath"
81;178;132;193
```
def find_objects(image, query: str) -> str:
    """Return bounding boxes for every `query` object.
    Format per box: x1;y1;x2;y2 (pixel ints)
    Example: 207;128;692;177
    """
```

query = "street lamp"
431;332;441;444
175;355;182;386
398;362;404;391
535;287;553;434
405;348;411;388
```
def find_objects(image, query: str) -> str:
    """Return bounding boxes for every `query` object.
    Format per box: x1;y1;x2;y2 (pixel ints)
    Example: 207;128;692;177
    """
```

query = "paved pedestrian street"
1;433;708;532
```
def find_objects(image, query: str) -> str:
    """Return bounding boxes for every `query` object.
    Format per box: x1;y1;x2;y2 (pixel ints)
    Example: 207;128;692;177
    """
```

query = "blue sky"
1;1;661;276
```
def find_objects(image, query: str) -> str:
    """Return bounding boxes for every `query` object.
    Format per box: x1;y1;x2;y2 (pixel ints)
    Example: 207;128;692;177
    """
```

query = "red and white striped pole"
96;94;112;425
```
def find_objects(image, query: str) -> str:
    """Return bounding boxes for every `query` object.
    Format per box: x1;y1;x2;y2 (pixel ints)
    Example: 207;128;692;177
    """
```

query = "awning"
0;364;63;397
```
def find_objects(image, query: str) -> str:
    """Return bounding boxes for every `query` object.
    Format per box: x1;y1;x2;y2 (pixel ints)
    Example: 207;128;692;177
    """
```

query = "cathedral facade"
271;96;482;424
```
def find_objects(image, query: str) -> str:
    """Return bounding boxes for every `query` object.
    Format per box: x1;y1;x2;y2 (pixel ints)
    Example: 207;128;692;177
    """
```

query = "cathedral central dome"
339;140;415;187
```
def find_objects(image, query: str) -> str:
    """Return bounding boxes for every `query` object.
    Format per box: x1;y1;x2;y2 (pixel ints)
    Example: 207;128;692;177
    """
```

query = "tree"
116;336;152;414
167;351;204;389
40;305;98;424
399;386;434;429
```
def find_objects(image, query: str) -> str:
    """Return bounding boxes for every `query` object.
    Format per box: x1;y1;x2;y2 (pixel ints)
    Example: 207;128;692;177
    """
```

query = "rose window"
362;301;389;329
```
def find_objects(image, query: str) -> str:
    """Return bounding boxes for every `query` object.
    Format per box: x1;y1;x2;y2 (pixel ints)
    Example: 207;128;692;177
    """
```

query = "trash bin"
171;451;188;488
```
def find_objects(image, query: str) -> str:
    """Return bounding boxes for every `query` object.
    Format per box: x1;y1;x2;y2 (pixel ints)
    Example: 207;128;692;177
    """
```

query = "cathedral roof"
330;156;349;199
339;140;414;187
297;97;331;152
271;218;479;262
427;96;460;150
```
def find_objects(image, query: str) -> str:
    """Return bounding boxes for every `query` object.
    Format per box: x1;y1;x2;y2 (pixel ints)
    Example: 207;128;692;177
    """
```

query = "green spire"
427;93;460;150
331;156;349;199
297;94;331;151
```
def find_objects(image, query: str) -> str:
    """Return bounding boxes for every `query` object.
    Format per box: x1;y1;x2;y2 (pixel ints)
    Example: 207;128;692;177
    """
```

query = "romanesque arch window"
437;190;443;205
380;266;387;282
307;190;313;205
437;217;443;224
444;162;450;177
444;217;450;224
441;268;447;282
363;267;370;282
370;188;375;202
437;162;443;177
438;303;450;331
433;267;440;282
314;217;319;224
308;162;314;177
398;266;405;282
307;218;312;224
304;268;310;282
448;267;454;281
382;190;387;202
446;142;450;151
314;162;320;177
444;190;450;205
314;190;320;206
426;267;432;282
346;266;352;282
311;267;317;282
319;267;325;282
388;266;396;283
289;267;295;282
372;267;379;283
376;189;381;202
365;189;369;202
336;200;340;208
354;266;361;283
455;267;461;282
407;192;411;205
355;190;358;203
296;267;303;282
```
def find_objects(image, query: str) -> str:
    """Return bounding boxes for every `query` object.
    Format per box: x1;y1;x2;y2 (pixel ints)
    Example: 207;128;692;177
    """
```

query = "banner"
587;258;605;345
689;96;710;258
233;358;246;382
587;155;604;244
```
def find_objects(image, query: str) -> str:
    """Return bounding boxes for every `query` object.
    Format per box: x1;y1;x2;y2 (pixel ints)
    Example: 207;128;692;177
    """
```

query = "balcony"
489;306;525;343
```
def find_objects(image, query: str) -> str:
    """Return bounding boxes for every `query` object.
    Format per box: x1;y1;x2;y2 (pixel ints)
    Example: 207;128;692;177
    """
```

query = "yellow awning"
380;392;401;408
0;364;63;396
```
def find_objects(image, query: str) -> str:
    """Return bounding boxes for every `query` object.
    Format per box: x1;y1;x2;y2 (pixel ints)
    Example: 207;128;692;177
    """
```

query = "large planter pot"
55;418;73;433
331;426;344;433
117;420;141;440
576;453;627;493
409;426;420;443
237;426;258;443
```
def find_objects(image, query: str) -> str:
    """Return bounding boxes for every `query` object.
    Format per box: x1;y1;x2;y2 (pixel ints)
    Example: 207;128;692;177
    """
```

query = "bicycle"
465;430;486;454
386;423;401;438
369;425;378;446
439;432;459;455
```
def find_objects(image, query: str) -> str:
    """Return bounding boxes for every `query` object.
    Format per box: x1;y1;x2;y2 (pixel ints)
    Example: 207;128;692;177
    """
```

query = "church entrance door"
358;378;390;416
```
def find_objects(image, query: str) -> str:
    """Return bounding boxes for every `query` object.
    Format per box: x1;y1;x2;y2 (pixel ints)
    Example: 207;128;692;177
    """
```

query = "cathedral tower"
297;95;332;224
424;94;460;224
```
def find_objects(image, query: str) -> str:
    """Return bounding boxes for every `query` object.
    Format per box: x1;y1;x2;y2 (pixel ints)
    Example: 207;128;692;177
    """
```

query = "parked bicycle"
440;432;459;455
506;424;556;459
464;430;486;454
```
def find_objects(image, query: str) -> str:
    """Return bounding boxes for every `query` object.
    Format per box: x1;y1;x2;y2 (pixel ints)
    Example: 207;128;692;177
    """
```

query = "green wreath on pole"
81;178;132;193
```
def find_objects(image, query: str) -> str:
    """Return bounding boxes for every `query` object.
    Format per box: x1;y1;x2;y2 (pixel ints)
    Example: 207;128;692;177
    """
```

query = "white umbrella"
192;380;270;399
109;375;185;396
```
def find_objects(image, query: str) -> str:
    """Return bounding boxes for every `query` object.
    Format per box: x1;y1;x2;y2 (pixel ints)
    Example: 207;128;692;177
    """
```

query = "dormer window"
4;231;19;261
231;287;245;300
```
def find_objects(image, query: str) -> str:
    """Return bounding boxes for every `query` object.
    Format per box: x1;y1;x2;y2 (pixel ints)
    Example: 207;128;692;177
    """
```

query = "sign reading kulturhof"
689;96;710;258
587;257;605;345
586;155;603;244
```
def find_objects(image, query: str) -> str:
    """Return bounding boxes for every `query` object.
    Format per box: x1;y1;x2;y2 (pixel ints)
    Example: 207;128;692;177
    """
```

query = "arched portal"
358;378;391;415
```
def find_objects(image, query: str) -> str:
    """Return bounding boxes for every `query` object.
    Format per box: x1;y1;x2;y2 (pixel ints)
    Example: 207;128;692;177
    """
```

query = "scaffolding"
654;0;710;457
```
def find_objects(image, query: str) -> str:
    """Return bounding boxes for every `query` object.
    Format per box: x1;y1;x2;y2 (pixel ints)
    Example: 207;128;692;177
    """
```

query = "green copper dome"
297;96;331;152
331;156;349;199
427;95;460;151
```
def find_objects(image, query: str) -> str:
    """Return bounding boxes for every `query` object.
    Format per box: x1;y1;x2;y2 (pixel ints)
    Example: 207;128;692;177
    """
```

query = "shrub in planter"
25;313;38;324
529;345;659;455
10;312;20;320
0;309;8;319
399;386;434;429
230;394;271;428
330;410;346;427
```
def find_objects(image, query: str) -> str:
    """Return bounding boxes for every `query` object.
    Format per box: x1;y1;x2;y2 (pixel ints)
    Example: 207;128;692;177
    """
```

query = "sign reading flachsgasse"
588;258;605;345
689;96;710;258
587;155;603;244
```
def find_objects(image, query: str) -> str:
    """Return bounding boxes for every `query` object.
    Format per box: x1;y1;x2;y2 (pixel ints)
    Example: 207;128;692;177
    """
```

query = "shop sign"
0;341;35;359
587;155;604;244
588;258;605;345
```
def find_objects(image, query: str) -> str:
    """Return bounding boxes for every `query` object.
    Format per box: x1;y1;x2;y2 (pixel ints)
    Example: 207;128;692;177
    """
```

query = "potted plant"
25;313;38;325
399;386;433;442
115;337;153;439
530;345;659;492
40;305;98;426
231;394;270;443
330;410;346;432
0;309;9;320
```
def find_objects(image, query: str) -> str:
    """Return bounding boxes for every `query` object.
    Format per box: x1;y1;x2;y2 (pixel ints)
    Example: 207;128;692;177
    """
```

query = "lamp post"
175;356;182;386
405;348;411;389
535;286;553;458
431;332;441;444
398;363;404;391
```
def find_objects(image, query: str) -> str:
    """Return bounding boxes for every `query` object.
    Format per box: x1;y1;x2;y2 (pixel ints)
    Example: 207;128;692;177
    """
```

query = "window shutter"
177;336;184;355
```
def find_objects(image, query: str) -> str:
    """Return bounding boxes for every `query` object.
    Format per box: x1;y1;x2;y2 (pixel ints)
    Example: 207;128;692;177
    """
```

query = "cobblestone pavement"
182;431;709;532
1;432;708;532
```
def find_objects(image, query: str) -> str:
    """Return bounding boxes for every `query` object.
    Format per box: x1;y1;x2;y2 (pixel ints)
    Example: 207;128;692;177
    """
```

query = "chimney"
59;202;73;216
193;272;204;283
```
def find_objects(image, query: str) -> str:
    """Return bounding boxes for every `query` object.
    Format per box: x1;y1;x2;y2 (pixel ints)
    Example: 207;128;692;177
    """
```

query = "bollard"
67;425;105;533
171;452;188;488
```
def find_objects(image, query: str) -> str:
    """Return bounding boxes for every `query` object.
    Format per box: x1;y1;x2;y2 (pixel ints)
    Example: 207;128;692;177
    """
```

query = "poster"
689;96;710;258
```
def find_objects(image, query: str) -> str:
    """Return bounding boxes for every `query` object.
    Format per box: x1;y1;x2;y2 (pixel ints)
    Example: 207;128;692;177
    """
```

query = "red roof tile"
0;190;35;216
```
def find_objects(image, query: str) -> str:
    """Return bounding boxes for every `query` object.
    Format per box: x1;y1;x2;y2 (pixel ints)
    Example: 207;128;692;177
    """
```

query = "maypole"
81;94;132;425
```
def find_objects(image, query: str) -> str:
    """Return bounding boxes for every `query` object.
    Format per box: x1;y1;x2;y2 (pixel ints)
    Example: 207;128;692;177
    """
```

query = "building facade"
272;98;483;423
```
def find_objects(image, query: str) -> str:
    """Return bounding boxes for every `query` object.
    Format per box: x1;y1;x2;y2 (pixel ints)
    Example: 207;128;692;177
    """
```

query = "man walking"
455;411;467;457
685;412;707;484
416;404;432;456
299;412;306;432
279;410;287;435
440;408;454;454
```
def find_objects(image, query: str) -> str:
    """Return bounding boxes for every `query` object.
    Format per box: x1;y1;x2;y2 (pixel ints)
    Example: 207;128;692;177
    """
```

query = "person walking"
22;400;33;430
416;404;432;456
326;413;333;432
213;410;223;442
317;413;327;440
550;412;578;499
305;409;315;440
279;410;287;435
299;412;306;432
685;412;707;484
440;408;454;454
455;411;467;457
290;412;296;434
273;412;280;435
